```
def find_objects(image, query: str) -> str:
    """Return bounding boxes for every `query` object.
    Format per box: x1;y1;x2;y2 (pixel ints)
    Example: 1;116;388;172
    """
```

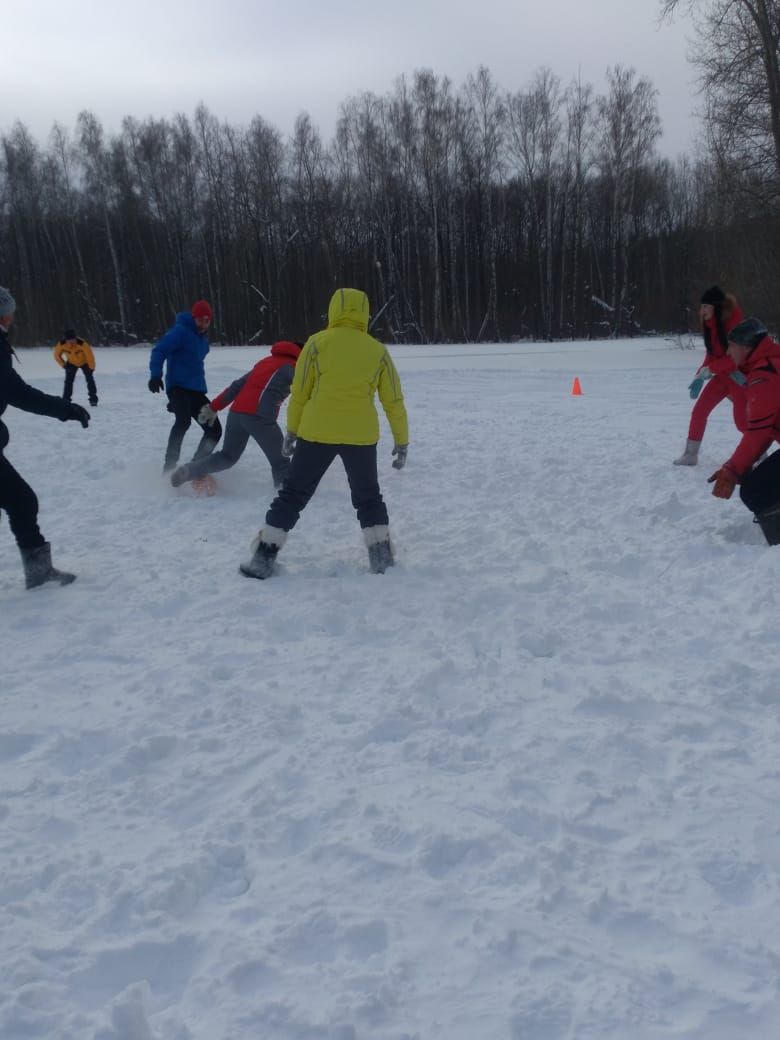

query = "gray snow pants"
185;410;289;486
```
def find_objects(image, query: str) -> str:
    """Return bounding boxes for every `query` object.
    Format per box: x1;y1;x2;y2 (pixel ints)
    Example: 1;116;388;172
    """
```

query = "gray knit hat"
0;286;16;318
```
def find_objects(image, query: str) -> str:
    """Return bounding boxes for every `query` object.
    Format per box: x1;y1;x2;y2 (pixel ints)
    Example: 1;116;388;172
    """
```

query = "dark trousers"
63;363;97;403
265;438;388;532
187;411;288;486
0;453;45;550
164;387;222;470
740;449;780;514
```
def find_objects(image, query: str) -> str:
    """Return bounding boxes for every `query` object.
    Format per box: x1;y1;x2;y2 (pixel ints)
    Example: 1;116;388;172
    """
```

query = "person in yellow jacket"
241;287;409;579
53;329;98;405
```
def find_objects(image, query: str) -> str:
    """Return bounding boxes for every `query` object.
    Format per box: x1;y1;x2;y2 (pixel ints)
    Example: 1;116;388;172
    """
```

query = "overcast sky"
4;0;700;156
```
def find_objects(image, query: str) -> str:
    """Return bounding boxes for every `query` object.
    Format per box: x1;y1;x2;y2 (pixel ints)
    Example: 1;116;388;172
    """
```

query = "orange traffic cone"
571;376;583;396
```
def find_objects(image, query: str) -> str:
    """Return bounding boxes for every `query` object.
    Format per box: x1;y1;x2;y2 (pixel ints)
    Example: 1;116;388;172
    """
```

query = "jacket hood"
271;340;303;360
746;334;780;369
327;289;370;332
176;311;199;333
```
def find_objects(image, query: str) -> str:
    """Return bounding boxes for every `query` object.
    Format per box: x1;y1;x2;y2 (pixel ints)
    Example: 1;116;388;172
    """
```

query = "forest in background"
1;2;779;346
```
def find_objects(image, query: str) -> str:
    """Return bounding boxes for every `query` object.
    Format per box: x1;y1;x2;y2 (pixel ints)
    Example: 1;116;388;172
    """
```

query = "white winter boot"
240;525;287;580
673;439;701;466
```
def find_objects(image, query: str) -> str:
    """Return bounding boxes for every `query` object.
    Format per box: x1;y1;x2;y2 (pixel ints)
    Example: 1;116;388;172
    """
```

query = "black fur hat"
700;285;726;305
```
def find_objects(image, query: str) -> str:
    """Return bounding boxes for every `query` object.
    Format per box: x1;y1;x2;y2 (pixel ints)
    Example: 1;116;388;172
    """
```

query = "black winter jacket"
1;328;73;452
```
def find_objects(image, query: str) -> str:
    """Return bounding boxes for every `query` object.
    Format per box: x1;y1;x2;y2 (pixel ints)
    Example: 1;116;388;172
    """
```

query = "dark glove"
688;376;705;400
392;444;408;470
148;376;164;393
281;432;297;459
66;403;90;428
708;466;737;499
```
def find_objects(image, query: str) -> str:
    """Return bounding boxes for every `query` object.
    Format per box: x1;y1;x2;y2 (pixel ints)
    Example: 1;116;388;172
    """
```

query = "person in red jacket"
169;340;303;490
707;317;780;544
674;286;746;465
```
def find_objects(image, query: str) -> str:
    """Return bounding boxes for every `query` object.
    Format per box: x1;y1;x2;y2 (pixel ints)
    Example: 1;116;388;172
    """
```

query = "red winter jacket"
698;297;744;377
210;341;302;419
725;334;780;477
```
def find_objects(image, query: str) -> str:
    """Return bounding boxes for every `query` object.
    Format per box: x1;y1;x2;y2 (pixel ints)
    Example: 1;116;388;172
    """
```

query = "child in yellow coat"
53;329;98;405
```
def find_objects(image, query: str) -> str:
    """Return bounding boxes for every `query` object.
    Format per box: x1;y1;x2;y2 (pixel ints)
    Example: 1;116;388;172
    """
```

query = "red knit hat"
192;299;213;321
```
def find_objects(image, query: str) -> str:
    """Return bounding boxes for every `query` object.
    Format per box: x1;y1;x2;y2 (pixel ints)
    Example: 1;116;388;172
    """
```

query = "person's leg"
62;363;77;401
340;444;393;572
0;453;45;550
241;440;338;579
244;416;289;487
265;439;337;532
83;365;98;405
740;450;780;515
687;376;730;442
0;454;75;586
163;387;194;471
174;411;248;482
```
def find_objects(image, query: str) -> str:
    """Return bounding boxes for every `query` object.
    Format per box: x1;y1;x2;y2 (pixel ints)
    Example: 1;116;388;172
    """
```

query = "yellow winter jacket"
287;288;409;446
53;338;95;370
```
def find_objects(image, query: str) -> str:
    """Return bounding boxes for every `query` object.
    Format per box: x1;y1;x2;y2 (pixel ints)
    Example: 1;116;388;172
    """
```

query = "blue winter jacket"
149;312;210;392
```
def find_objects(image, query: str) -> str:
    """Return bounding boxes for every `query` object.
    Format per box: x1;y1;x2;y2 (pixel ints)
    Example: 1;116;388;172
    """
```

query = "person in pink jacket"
707;317;780;544
674;286;747;466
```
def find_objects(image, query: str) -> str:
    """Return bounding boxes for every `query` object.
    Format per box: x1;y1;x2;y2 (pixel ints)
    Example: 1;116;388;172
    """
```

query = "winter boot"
170;463;191;487
20;542;76;589
673;439;701;466
755;504;780;546
364;525;394;574
240;525;287;580
89;396;98;406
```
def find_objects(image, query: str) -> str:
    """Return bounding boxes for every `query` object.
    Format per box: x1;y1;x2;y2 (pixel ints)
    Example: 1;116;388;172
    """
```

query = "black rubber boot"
755;506;780;546
20;542;76;589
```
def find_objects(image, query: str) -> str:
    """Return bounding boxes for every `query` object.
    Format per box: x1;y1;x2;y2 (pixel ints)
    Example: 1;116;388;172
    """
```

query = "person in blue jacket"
148;299;222;472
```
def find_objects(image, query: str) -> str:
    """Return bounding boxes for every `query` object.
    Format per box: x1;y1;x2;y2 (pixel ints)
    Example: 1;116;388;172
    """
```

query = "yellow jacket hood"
327;288;370;332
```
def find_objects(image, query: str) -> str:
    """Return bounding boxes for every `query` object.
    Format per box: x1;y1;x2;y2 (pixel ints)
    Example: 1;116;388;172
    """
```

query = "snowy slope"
2;338;780;1040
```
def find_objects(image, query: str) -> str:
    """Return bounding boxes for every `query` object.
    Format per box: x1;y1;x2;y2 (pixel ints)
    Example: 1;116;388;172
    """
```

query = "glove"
198;403;218;426
391;444;408;470
708;466;738;499
281;432;297;459
729;370;747;387
148;376;164;393
688;376;705;399
66;403;90;429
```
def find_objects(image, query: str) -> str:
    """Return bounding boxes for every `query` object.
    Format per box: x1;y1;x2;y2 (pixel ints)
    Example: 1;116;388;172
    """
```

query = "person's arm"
52;343;66;368
149;325;180;379
82;341;96;370
725;367;780;476
257;365;294;420
2;352;76;421
286;339;317;434
377;350;409;447
211;373;249;412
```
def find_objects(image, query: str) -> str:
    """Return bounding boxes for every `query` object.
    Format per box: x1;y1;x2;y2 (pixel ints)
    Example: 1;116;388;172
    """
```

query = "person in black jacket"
0;286;90;588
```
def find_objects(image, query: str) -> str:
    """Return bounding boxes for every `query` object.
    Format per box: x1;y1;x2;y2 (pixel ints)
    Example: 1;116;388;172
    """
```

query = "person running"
53;328;98;406
674;285;746;466
148;299;221;473
170;340;303;490
0;287;90;588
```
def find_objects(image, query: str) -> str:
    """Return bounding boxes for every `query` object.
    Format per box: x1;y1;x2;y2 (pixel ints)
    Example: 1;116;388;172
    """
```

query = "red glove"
708;466;738;499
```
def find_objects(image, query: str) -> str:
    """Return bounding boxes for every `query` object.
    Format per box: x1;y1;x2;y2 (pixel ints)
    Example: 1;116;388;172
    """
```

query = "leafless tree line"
1;54;779;346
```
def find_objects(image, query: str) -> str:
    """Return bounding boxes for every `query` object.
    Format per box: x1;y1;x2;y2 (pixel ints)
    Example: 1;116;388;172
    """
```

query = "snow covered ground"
2;336;780;1040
